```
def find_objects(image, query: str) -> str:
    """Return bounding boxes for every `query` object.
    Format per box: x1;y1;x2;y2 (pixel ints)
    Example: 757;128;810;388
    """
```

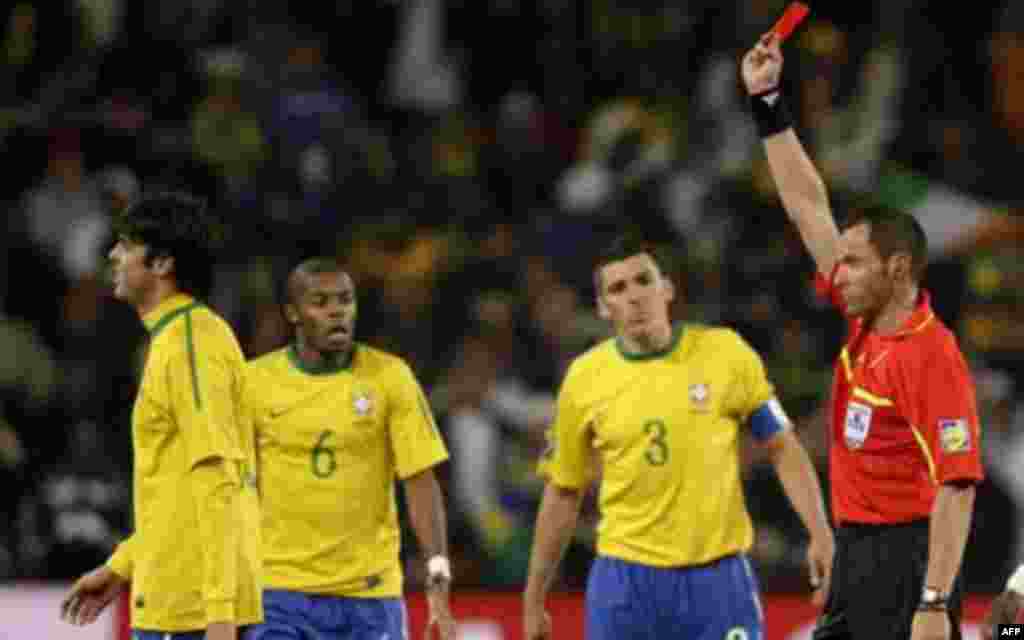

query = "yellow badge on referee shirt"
939;419;970;453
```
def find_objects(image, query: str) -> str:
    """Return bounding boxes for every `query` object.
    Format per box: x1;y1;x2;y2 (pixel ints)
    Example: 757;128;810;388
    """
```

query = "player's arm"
756;401;834;599
523;368;592;639
60;537;133;626
759;420;831;542
388;361;456;639
741;33;840;276
402;467;449;577
731;330;833;600
171;334;248;633
523;482;584;606
402;467;456;640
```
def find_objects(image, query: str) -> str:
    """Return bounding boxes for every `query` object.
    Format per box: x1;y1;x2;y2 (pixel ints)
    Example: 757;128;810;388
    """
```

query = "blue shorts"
586;554;764;640
242;589;407;640
132;633;204;640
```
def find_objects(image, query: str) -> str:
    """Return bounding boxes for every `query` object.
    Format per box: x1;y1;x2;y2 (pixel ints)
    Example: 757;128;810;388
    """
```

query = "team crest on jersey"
689;383;710;411
939;419;970;453
844;401;872;449
352;389;374;416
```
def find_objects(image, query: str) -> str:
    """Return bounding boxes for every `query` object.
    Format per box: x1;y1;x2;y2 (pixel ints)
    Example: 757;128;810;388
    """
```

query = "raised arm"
741;34;841;276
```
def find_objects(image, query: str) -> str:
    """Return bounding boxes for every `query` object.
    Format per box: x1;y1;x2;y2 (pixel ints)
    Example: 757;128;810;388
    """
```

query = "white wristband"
427;555;451;582
1007;564;1024;595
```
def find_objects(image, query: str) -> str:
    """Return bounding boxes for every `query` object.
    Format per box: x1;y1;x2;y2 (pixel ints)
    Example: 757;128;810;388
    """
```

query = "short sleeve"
894;338;984;485
388;361;449;479
537;365;594;489
725;331;776;422
168;314;246;469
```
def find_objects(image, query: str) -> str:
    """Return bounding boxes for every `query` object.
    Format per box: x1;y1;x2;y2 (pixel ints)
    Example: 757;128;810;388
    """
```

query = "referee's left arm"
897;339;984;604
923;481;975;599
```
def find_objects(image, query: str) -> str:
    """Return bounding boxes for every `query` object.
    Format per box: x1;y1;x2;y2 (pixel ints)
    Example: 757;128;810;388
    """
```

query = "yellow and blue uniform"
540;323;787;640
106;294;263;634
242;343;449;640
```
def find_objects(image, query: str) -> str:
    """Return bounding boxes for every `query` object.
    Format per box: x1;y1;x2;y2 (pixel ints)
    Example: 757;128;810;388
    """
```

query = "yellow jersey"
539;323;776;567
247;343;449;598
107;294;262;631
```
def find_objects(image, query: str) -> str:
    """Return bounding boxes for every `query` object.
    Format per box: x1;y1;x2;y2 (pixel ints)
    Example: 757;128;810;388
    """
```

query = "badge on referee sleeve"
939;418;971;453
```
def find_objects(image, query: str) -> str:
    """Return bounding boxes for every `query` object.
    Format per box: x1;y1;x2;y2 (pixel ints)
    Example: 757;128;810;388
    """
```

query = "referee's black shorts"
811;519;963;640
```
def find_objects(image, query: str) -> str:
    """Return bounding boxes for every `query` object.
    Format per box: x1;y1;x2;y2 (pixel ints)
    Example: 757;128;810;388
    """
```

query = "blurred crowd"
3;0;1024;594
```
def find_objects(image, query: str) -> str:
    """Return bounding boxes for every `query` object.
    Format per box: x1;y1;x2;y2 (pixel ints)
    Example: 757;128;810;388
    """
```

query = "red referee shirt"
815;268;984;525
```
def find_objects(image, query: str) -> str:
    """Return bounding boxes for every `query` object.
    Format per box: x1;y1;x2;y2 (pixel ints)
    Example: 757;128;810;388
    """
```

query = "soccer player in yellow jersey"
522;233;836;640
60;193;262;640
242;257;455;640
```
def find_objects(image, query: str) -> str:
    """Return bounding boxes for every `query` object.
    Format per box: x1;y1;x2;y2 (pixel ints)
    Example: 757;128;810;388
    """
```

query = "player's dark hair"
593;231;669;294
285;256;348;304
114;192;221;297
842;203;928;282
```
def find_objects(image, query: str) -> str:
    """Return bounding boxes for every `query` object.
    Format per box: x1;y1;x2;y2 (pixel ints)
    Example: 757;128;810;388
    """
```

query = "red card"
772;2;810;42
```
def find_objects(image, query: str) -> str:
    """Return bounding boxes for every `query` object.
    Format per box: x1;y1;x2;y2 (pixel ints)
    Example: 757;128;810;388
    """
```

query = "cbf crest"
689;383;710;412
351;388;375;417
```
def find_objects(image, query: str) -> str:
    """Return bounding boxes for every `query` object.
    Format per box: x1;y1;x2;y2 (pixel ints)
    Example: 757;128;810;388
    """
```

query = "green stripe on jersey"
184;311;202;410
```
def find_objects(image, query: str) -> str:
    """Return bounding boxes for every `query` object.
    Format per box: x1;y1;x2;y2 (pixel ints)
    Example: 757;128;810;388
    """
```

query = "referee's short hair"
843;203;928;282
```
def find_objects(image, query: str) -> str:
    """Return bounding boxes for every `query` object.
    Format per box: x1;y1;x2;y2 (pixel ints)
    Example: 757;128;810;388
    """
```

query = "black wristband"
749;89;793;138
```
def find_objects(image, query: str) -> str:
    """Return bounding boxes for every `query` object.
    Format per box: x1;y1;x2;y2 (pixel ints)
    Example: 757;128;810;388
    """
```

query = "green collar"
287;343;355;375
616;323;684;361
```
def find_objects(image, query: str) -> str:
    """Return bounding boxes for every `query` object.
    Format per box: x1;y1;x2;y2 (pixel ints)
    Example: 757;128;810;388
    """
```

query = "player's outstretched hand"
981;590;1024;640
523;600;551;640
425;582;457;640
741;32;784;96
60;565;128;626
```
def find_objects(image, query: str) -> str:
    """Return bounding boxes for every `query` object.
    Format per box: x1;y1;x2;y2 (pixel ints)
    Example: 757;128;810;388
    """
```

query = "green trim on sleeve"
417;391;441;439
185;311;202;410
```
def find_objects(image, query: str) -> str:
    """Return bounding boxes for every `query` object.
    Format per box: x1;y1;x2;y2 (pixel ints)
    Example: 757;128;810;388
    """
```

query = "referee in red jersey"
741;34;984;640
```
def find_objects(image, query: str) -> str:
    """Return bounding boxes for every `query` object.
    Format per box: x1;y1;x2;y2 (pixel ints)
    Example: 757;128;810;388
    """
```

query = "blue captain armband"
749;398;792;441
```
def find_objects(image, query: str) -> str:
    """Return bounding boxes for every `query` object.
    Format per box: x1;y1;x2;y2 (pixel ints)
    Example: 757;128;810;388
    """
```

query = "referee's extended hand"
741;32;784;96
807;532;834;608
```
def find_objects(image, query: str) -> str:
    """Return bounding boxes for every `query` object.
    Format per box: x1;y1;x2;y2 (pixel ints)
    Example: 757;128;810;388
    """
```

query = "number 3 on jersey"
644;419;669;466
311;430;337;478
